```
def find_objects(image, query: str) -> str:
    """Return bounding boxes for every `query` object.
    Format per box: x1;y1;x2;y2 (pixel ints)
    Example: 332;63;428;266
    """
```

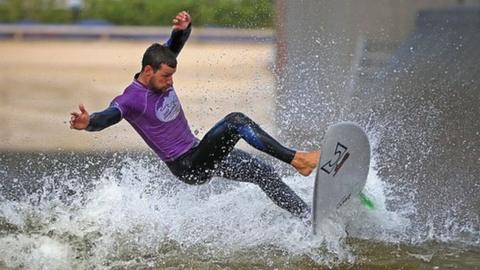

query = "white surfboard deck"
312;122;370;234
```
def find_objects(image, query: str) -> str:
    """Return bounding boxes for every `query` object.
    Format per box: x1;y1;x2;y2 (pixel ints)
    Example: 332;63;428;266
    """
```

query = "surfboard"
312;122;370;234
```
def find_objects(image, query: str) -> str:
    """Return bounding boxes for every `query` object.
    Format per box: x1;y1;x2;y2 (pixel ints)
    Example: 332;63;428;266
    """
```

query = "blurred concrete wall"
364;7;480;232
274;0;480;147
274;0;480;233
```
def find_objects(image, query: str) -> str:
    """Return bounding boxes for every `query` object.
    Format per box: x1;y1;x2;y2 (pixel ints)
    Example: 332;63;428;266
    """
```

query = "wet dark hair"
141;43;177;71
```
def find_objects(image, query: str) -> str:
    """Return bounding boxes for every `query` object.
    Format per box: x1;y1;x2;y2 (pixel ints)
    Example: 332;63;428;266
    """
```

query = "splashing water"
0;137;477;269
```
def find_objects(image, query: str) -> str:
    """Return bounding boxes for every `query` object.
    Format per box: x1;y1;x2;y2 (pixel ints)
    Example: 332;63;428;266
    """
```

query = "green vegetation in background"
0;0;273;28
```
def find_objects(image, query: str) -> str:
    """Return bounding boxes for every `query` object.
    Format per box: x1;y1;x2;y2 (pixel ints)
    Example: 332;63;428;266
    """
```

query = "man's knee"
178;173;210;185
224;112;250;126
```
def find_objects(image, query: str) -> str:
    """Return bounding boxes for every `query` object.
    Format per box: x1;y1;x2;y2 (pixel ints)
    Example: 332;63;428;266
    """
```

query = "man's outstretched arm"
70;104;121;132
164;11;192;56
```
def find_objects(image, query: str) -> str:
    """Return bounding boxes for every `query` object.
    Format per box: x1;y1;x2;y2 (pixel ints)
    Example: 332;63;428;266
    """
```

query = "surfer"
69;11;320;220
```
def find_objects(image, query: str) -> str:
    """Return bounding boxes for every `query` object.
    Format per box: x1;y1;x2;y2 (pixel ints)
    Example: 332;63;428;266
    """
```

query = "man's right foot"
291;150;320;176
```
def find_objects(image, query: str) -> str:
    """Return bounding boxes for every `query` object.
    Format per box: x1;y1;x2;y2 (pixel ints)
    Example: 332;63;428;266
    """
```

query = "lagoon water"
0;136;478;269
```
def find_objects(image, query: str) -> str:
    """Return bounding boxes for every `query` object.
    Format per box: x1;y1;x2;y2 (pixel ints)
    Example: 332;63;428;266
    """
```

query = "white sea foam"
0;144;476;269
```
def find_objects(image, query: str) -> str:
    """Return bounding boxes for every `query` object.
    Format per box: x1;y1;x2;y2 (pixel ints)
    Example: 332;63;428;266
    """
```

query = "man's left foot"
291;150;320;176
300;210;313;227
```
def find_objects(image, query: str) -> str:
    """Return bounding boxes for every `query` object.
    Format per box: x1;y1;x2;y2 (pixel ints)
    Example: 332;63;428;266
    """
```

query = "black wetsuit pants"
165;112;310;218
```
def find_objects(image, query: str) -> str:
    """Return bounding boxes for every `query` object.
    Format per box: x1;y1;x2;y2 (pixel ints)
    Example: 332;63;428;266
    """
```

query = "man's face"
149;64;176;92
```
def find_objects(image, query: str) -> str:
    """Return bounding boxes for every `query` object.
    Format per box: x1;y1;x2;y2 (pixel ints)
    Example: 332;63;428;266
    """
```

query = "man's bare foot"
291;150;321;176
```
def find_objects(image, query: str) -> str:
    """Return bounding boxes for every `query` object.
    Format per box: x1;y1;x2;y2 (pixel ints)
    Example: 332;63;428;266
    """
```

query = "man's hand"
70;104;90;130
172;11;191;31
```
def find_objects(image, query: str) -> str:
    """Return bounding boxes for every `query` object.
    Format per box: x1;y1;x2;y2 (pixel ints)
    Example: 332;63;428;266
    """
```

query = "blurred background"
0;1;479;269
0;0;275;152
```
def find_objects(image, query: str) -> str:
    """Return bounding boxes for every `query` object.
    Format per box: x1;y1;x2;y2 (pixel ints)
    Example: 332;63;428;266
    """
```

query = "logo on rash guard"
155;90;181;122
